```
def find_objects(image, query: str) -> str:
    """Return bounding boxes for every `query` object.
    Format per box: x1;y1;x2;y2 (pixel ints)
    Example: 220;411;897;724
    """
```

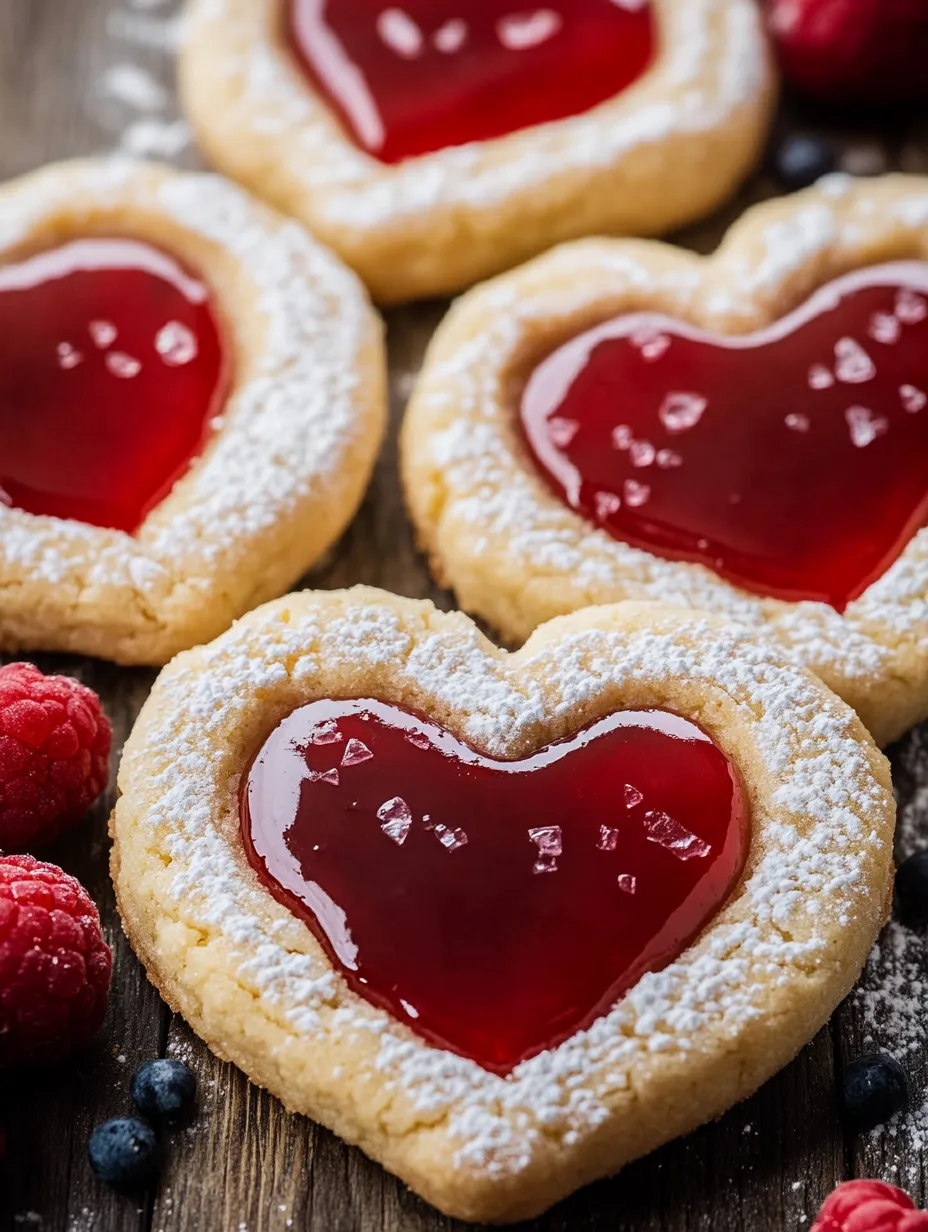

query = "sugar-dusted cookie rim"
0;158;386;666
178;0;775;303
402;174;928;749
112;587;893;1223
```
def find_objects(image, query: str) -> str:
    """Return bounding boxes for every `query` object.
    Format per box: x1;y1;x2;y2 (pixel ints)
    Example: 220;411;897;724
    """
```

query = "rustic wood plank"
0;661;165;1232
0;1;920;1229
0;7;174;1232
837;728;928;1206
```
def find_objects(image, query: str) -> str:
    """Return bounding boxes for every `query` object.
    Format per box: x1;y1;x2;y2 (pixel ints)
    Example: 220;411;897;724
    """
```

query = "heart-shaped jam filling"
520;262;928;611
242;698;747;1074
0;237;228;533
288;1;655;164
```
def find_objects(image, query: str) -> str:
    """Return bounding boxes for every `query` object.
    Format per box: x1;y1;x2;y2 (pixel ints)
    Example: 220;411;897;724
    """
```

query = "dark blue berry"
841;1054;908;1130
895;850;928;929
131;1058;196;1124
775;135;837;192
88;1118;159;1188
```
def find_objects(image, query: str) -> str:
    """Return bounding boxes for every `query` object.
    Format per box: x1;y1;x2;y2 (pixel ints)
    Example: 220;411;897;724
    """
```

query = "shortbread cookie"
0;159;385;665
179;0;776;304
112;587;893;1223
403;174;928;747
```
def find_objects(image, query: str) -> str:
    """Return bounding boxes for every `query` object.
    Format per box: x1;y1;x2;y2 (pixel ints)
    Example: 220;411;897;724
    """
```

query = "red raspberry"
0;854;112;1064
0;663;111;851
767;0;928;107
813;1180;928;1231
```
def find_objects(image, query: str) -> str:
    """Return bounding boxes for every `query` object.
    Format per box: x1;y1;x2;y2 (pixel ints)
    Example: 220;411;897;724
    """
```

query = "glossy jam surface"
520;262;928;611
242;698;747;1074
0;238;228;533
288;1;656;164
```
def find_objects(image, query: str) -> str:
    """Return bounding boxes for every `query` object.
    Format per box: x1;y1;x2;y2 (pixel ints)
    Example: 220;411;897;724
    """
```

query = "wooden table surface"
2;3;928;1230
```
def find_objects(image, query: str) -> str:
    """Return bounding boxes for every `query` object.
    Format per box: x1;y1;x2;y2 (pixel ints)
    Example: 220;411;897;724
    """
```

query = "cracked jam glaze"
287;1;656;164
0;237;228;533
520;261;928;611
241;697;747;1075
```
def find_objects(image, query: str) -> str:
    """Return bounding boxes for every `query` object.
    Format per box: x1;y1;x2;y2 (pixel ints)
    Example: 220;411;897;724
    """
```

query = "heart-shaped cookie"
0;160;385;664
402;175;928;746
112;588;893;1223
243;698;748;1076
179;0;775;302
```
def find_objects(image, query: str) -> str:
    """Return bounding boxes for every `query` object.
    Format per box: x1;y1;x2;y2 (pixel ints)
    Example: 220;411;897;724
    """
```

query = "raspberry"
0;854;112;1065
0;662;111;851
767;0;928;108
812;1180;928;1231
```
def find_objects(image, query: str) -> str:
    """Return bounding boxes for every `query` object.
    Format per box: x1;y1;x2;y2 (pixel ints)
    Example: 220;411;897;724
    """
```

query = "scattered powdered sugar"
106;7;182;53
101;62;169;111
119;593;891;1179
732;203;841;308
97;2;189;159
0;162;375;634
406;177;928;706
854;727;928;1172
119;117;191;158
182;0;769;229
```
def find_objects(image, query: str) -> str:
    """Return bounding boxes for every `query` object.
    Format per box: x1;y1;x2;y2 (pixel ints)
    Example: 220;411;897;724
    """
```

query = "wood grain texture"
0;2;924;1229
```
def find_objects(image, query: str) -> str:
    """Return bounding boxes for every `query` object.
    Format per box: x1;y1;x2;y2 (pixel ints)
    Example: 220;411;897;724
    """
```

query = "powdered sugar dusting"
405;177;928;725
119;117;191;158
0;161;377;652
853;727;928;1178
183;0;769;230
106;7;182;52
101;62;169;111
117;592;892;1180
95;2;192;161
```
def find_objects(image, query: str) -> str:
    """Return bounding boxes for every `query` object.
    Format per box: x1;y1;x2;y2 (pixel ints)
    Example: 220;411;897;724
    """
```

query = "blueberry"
88;1118;159;1189
841;1054;909;1130
774;135;837;191
895;850;928;928
131;1058;197;1125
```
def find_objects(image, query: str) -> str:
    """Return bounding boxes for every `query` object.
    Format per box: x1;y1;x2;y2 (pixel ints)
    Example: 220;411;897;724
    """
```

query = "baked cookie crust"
178;0;776;304
0;159;386;665
112;587;893;1223
402;174;928;748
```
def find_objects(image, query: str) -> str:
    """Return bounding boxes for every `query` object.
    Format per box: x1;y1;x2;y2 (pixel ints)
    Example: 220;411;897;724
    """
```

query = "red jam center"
520;262;928;611
242;698;747;1075
288;1;656;164
0;238;228;533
